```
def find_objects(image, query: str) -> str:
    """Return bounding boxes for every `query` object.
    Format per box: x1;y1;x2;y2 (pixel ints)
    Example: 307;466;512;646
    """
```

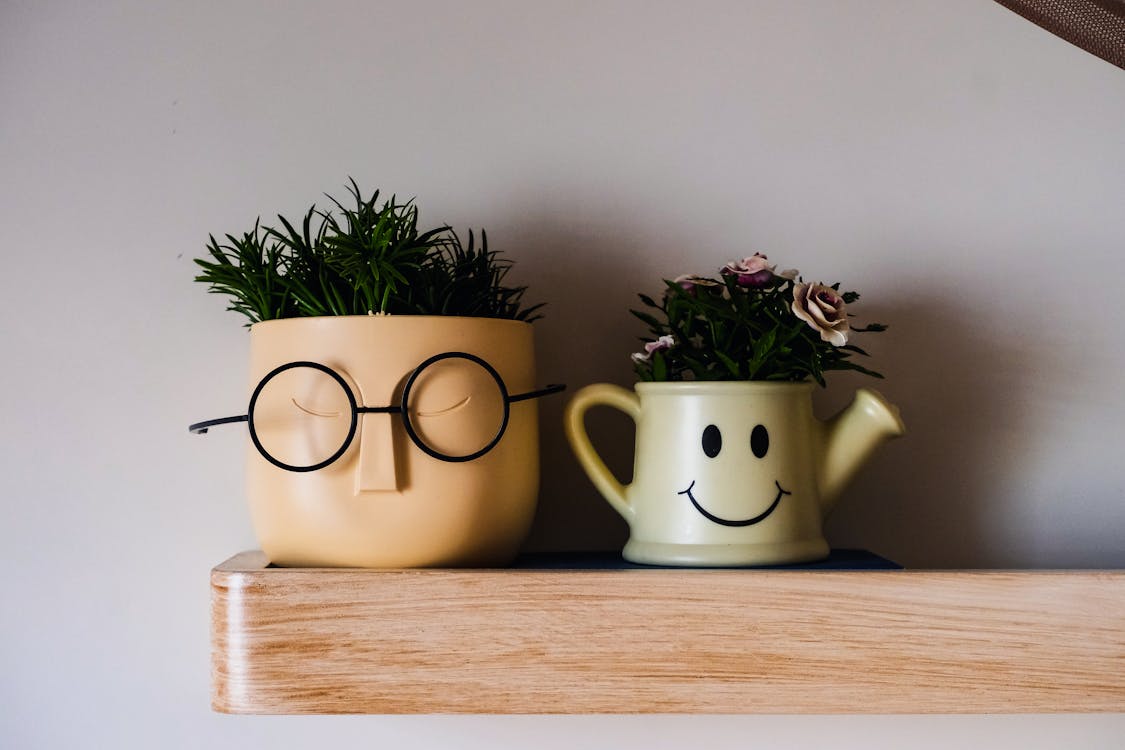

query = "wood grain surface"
211;551;1125;714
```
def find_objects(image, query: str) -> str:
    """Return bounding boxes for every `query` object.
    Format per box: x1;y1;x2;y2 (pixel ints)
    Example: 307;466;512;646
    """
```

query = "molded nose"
355;412;400;493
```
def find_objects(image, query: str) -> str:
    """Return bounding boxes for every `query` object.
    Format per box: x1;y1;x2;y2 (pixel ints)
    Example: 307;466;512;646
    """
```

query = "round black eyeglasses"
188;351;565;472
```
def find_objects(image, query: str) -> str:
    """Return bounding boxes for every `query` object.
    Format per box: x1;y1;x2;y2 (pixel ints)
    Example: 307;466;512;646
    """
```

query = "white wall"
2;0;1123;746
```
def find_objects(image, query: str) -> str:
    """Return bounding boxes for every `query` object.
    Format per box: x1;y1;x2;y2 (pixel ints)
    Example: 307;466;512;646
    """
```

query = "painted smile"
678;480;792;527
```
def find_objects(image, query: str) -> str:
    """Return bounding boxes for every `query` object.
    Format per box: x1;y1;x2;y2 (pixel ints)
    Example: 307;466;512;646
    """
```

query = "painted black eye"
750;424;769;458
701;424;722;458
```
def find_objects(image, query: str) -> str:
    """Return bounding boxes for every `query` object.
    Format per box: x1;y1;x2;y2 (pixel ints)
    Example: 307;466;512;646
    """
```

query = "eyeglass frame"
188;351;565;472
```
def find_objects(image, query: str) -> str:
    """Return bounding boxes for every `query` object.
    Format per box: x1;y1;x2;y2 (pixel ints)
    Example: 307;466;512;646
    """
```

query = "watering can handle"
563;384;641;522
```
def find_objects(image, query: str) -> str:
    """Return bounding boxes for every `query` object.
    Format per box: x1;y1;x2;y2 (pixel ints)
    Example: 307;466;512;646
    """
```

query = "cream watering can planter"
564;381;905;566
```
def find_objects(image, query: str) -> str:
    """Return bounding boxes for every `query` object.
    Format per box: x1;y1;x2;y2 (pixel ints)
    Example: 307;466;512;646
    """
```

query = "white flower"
631;334;676;363
791;282;849;346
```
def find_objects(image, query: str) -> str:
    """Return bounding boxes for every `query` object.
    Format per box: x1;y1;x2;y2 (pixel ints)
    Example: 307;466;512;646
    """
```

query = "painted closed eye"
415;395;472;418
291;399;341;418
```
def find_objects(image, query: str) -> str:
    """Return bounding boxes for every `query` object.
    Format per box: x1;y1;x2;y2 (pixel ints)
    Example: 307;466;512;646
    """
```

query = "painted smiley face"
677;423;792;527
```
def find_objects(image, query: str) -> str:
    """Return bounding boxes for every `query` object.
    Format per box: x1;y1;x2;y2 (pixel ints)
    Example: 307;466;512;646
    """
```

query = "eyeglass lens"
249;363;357;471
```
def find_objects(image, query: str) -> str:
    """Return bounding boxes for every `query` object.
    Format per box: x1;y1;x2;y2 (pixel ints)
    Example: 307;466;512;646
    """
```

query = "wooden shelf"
211;551;1125;714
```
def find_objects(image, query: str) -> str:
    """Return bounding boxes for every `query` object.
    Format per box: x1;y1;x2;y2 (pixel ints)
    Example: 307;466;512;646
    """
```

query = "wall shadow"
498;211;647;552
820;293;1039;568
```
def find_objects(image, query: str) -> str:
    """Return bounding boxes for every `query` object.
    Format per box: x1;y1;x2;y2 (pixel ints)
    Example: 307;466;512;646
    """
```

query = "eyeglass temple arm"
509;383;566;403
188;415;249;434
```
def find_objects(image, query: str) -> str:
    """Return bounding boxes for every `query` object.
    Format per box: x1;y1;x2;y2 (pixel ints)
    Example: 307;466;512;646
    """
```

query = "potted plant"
564;254;905;566
190;181;562;567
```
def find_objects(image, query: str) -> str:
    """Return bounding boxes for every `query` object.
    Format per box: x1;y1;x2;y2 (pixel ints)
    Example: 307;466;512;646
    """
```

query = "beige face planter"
565;381;905;566
193;315;556;568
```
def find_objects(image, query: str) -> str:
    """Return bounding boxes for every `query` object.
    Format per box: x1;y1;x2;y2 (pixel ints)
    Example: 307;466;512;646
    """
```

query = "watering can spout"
818;388;905;514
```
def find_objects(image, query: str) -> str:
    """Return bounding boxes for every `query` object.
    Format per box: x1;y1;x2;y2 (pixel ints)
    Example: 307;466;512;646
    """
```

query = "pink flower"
791;283;849;346
671;274;721;294
721;253;776;287
631;334;676;363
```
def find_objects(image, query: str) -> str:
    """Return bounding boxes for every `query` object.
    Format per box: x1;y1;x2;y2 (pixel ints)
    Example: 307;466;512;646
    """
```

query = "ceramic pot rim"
249;314;533;332
634;380;815;395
